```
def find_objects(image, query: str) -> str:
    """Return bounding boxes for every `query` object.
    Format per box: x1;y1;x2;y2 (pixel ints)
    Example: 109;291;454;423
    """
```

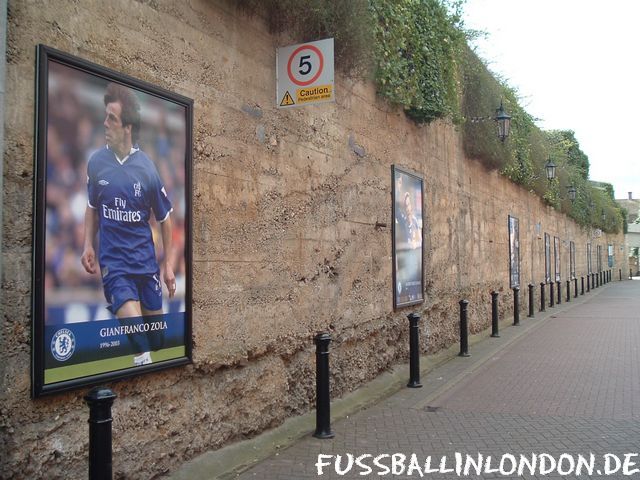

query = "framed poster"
608;244;614;268
587;243;592;274
32;45;193;397
508;215;520;288
392;165;424;309
544;233;551;283
554;236;561;282
597;245;602;272
570;241;576;279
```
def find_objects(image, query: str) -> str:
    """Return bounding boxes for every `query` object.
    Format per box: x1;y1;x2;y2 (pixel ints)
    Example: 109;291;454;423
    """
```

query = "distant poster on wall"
597;245;603;272
392;166;424;309
544;233;551;283
608;244;614;268
570;241;576;279
554;236;561;281
32;46;193;397
508;216;520;288
587;243;592;274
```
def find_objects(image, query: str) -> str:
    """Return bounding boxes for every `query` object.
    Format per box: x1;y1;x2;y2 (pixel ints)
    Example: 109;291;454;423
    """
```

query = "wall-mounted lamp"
545;157;557;181
495;101;511;142
471;100;512;142
567;185;577;201
601;210;606;221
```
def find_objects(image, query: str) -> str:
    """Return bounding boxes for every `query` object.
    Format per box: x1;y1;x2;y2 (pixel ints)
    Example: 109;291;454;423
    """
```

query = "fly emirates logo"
102;197;142;223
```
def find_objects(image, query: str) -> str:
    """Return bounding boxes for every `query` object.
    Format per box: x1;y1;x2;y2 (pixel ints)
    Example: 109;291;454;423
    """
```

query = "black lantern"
601;210;606;221
545;157;556;181
567;185;577;201
495;101;511;142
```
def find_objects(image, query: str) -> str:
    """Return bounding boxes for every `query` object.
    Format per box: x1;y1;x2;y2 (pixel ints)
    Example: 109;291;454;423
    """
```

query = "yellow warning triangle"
280;91;295;106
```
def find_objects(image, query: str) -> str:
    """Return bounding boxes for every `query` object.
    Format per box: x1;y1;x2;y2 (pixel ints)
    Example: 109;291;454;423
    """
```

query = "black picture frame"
391;165;424;309
544;233;551;283
508;215;520;288
554;236;561;282
32;45;193;397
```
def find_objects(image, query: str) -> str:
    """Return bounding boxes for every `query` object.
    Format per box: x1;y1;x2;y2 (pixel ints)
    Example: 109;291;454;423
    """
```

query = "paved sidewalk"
171;279;640;479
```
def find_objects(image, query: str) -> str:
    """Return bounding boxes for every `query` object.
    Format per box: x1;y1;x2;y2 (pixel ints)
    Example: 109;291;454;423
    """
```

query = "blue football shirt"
87;146;173;278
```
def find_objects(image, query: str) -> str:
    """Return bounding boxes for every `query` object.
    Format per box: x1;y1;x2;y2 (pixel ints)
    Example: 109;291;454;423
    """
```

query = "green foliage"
236;0;375;77
369;0;465;122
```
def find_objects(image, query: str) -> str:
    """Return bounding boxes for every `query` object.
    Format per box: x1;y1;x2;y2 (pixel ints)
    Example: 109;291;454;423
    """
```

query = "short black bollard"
528;284;534;318
513;287;520;326
581;276;584;295
620;269;622;281
491;291;500;338
550;282;555;307
540;282;546;312
566;280;571;302
459;299;470;357
407;313;422;388
574;278;578;298
313;332;334;439
84;387;117;480
556;280;561;305
587;274;590;292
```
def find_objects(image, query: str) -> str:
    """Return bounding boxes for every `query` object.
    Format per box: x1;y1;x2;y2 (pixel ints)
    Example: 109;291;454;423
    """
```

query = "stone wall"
0;1;626;478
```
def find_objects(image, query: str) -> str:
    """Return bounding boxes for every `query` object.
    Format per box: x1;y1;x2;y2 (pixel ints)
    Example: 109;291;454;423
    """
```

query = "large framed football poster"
508;215;520;288
32;45;193;397
392;166;424;309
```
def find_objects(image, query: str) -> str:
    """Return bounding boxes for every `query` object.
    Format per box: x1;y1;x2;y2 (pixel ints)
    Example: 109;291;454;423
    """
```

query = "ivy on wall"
234;0;623;233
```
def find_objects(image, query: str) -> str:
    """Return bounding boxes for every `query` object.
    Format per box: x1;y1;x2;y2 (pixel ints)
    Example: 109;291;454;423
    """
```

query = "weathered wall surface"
0;1;626;478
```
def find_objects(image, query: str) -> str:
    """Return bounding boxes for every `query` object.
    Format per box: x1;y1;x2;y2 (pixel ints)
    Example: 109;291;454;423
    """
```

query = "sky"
462;0;640;200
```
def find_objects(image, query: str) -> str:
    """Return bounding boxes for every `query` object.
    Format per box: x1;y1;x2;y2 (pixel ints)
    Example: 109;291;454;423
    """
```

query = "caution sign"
280;91;295;106
276;38;334;109
296;85;332;103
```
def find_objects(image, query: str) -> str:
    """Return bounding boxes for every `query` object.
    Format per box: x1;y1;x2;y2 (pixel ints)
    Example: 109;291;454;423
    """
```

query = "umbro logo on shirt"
98;179;109;186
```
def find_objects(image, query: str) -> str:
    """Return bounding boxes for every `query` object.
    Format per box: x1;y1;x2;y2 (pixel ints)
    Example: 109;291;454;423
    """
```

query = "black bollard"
581;276;584;295
528;284;534;318
574;278;578;298
491;291;500;338
620;269;622;281
550;282;555;307
587;274;590;292
540;282;546;312
556;280;561;305
566;280;571;302
407;313;422;388
513;287;520;326
459;299;470;357
313;333;334;439
84;387;117;480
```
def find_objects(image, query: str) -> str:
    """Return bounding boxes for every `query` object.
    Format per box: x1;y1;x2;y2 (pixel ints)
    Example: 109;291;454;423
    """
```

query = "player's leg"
136;272;165;361
103;275;152;365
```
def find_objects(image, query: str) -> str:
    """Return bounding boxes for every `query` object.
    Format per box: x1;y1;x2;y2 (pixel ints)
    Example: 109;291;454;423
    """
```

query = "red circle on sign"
287;44;324;87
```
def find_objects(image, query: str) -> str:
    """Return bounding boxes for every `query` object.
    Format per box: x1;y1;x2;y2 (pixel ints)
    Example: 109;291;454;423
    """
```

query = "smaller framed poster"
508;216;520;288
544;233;551;283
392;166;424;309
570;241;576;279
554;236;561;282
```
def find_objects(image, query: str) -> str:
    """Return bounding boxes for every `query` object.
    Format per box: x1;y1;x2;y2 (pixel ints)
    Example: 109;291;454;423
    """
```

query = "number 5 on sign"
276;38;335;109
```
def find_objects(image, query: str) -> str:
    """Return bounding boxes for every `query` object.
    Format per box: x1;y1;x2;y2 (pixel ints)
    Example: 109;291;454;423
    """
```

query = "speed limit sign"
276;38;334;108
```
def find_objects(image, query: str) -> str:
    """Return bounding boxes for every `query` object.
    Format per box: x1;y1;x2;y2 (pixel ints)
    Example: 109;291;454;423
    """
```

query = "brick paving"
232;281;640;479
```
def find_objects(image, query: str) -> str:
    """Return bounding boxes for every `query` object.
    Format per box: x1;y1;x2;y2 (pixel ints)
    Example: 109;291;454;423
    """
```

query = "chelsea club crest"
51;328;76;362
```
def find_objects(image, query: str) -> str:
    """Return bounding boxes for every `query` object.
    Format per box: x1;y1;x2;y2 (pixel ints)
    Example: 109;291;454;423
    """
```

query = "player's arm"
160;215;176;298
81;206;98;274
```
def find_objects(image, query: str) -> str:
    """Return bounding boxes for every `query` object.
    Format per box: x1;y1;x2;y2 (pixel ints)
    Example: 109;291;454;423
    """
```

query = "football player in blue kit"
81;82;176;366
